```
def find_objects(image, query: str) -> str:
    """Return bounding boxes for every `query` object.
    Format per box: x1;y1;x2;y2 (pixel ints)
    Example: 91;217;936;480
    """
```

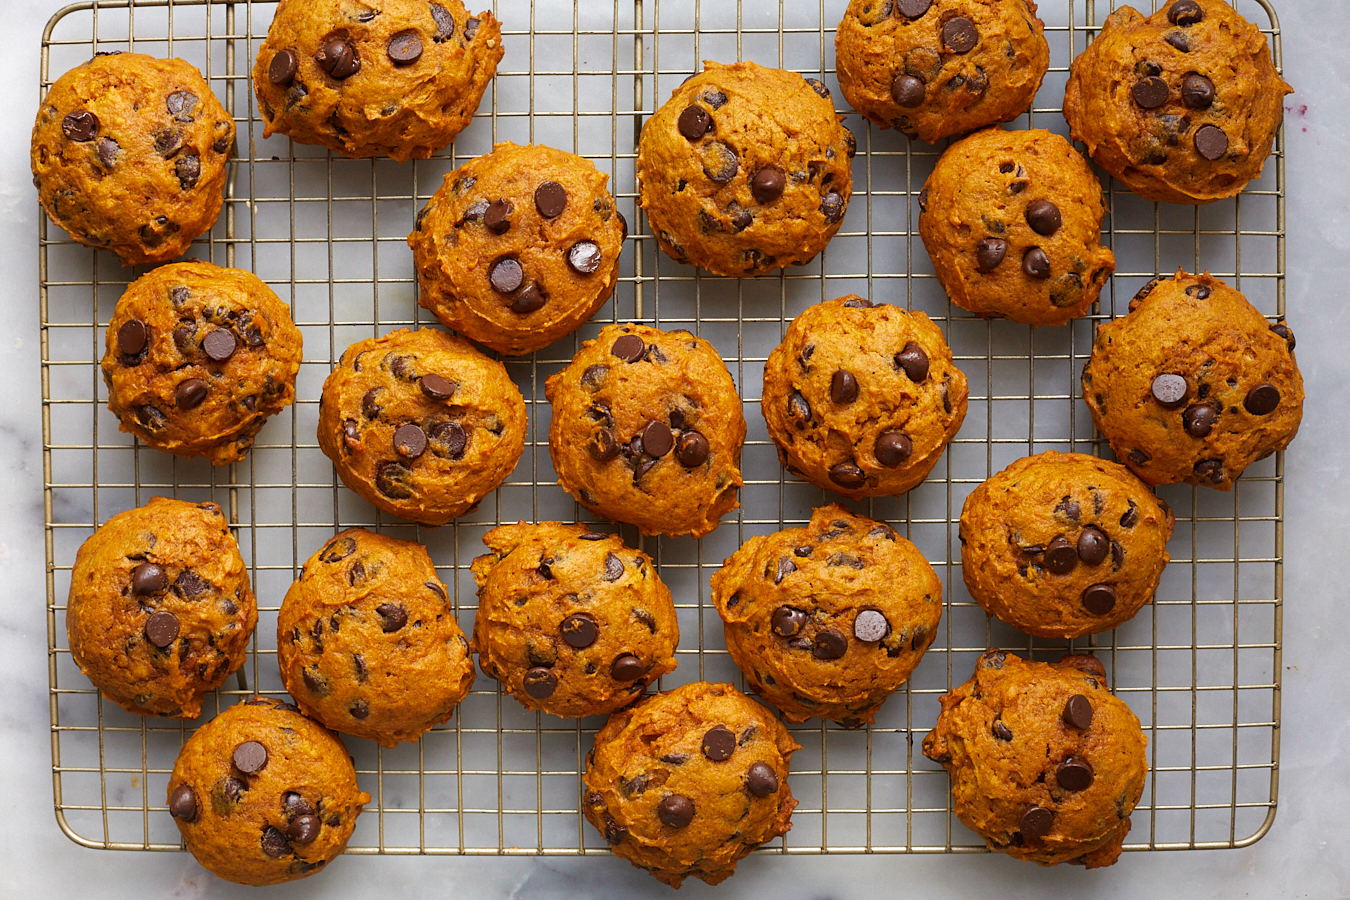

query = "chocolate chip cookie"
959;452;1174;638
711;505;942;727
923;651;1148;868
1063;0;1291;204
66;498;257;719
470;522;678;718
762;296;968;499
1081;270;1303;490
277;529;475;747
32;52;235;265
918;127;1115;325
317;327;527;525
582;681;798;888
253;0;502;160
101;261;303;465
636;60;854;277
167;696;370;885
545;323;746;538
408;142;626;355
835;0;1050;145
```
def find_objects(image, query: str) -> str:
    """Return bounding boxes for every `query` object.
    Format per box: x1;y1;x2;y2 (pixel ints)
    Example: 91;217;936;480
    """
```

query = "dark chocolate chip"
145;611;180;648
166;90;198;122
131;562;167;595
1181;73;1215;109
702;141;739;183
559;613;599;649
992;720;1013;741
509;283;546;314
611;655;644;681
523;666;558;699
1166;31;1191;52
317;37;359;79
1270;323;1295;351
203;328;236;362
175;378;208;410
942;17;978;54
975;238;1008;273
430;3;456;41
287;814;320;844
891;73;926;108
175;153;201;190
896;0;933;17
261;825;290;858
1168;0;1204;26
1057;757;1093;792
1194;125;1228;160
488;257;524;293
829;461;865;488
657;795;694;828
820;191;845;223
702;725;736;761
97;137;120;168
1063;694;1094;729
394;423;427;459
1132;76;1169;109
376;602;407;632
1184;403;1218;437
118;319;148;355
896;342;929;383
602;552;624;582
1025;200;1062;236
772;607;806;638
62;110;99;142
1082;583;1117;615
421;373;455;401
1077;526;1109;566
568;240;603;274
1044;536;1078;574
1023;247;1051;279
1151;373;1189;408
676;430;709;468
677;105;712;141
745;762;779;797
751;167;786;203
830;370;859;405
589;428;618;461
269;49;298;85
612;334;645;362
1195;458;1225;484
174;570;209;598
874;431;913;467
853;609;889;642
641;420;673;457
387;30;423;65
169;784;198;821
534;181;567;218
484;199;513;234
702;88;728;108
1244;384;1280;415
233;741;268;773
813;628;848;660
349;699;370;719
1019;807;1053;839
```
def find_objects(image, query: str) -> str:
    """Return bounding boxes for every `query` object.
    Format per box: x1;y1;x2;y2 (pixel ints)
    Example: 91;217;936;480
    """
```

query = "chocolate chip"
348;698;370;719
812;628;848;660
1194;125;1228;160
745;761;779;797
1187;284;1212;300
96;137;119;168
1181;73;1215;109
1044;536;1077;574
702;142;739;184
853;609;889;642
1023;247;1051;279
175;378;208;410
130;562;168;596
533;181;568;218
145;610;180;648
1062;694;1094;729
376;603;407;632
1132;76;1169;109
1184;403;1218;437
751;167;786;203
387;30;423;65
175;153;201;190
394;423;427;459
430;3;456;40
568;241;603;274
702;88;728;108
1245;383;1280;415
1082;583;1117;615
483;199;514;235
677;105;712;140
874;431;913;468
1195;459;1225;484
269;49;298;85
1151;373;1189;408
702;725;736;761
560;613;599;649
820;191;845;223
1025;200;1062;236
830;370;859;405
522;666;557;700
676;430;709;468
169;784;198;821
287;814;320;844
1166;31;1191;52
975;238;1008;273
891;74;925;108
488;257;524;293
317;37;359;79
1168;0;1204;26
641;420;673;457
657;795;695;828
421;373;455;401
788;391;812;424
153;127;182;156
992;720;1013;741
118;319;148;356
830;461;865;488
589;428;618;461
602;552;624;582
942;17;978;53
895;342;929;382
1077;526;1109;566
772;607;806;638
62;110;99;142
464;16;481;39
233;741;268;773
612;334;645;361
508;283;547;314
1019;807;1053;839
1057;757;1094;792
260;825;291;858
918;187;929;211
1271;323;1296;351
174;570;209;598
203;328;236;362
607;654;643;681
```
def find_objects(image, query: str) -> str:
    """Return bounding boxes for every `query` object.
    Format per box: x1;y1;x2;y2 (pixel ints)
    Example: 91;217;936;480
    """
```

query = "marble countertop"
4;1;1349;896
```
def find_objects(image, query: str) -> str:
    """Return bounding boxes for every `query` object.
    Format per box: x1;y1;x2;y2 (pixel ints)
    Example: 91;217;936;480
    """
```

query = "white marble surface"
4;0;1350;896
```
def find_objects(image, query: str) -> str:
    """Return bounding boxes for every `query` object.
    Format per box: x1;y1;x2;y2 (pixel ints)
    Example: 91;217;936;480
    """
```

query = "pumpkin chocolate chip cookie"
470;522;678;718
582;681;799;888
101;261;303;465
1063;0;1291;204
545;323;746;538
1081;270;1303;490
318;327;526;525
253;0;502;160
918;127;1115;325
167;696;370;885
959;452;1173;638
923;650;1148;868
32;52;235;265
835;0;1050;144
409;142;626;355
711;505;942;727
637;60;854;277
277;529;475;747
762;296;968;499
66;497;257;719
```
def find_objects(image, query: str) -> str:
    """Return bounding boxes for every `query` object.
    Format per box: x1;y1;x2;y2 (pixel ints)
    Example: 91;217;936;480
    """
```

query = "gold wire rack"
41;0;1285;857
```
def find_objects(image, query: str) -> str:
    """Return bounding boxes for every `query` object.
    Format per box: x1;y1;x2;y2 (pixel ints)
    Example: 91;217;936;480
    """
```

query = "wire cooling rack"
41;0;1285;858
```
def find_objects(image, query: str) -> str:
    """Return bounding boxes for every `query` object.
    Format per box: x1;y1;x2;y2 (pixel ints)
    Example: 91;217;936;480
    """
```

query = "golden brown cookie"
408;142;626;355
253;0;502;161
918;127;1115;325
32;53;235;265
959;452;1174;638
636;60;854;277
1063;0;1291;204
923;651;1147;868
1081;270;1303;490
469;522;678;718
317;328;527;525
167;696;370;886
101;261;303;465
582;682;798;888
545;323;746;538
762;296;968;499
277;529;475;747
711;505;942;726
835;0;1049;145
66;498;257;719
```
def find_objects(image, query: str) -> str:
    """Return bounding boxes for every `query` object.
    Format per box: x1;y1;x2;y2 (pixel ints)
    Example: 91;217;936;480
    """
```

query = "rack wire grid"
41;0;1286;859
